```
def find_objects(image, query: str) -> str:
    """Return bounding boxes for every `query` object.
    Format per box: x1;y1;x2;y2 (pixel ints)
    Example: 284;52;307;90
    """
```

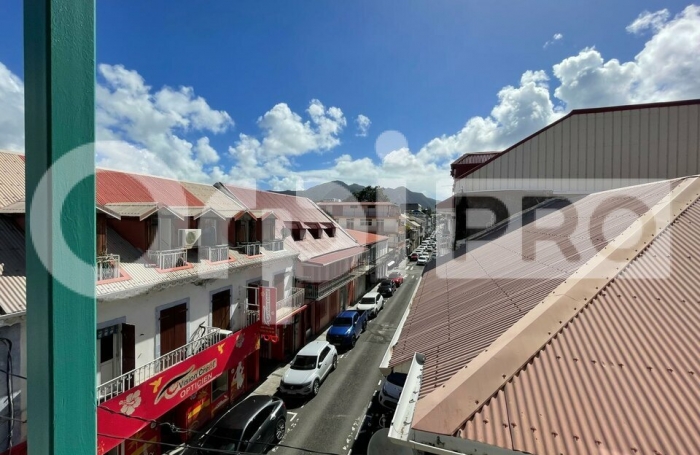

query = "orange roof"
345;229;389;246
97;169;204;206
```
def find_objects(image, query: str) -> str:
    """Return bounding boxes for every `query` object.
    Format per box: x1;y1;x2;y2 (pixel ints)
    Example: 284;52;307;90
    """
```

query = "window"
212;372;228;401
319;347;331;362
100;334;114;362
346;219;354;230
360;219;370;226
309;227;321;239
324;226;336;237
377;219;384;231
292;228;305;241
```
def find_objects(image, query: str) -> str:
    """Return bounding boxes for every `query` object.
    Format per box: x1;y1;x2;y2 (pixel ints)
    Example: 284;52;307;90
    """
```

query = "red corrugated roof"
223;184;332;223
345;229;389;246
96;169;204;206
305;246;367;266
459;182;700;455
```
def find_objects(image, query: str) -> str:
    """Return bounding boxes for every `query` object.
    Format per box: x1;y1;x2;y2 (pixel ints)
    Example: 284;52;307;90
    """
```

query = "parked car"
326;309;369;348
417;254;429;265
378;372;407;410
377;279;396;297
279;341;337;397
190;395;286;454
388;271;404;287
409;252;419;261
356;291;385;317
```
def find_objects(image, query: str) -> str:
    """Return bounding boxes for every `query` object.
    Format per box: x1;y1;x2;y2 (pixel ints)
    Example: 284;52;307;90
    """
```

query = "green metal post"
24;0;96;454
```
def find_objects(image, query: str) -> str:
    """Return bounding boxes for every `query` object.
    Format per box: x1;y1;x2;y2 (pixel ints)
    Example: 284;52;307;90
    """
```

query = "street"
272;262;423;455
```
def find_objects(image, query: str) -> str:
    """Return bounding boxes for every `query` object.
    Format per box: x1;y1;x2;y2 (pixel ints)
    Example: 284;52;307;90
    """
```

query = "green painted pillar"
24;0;96;454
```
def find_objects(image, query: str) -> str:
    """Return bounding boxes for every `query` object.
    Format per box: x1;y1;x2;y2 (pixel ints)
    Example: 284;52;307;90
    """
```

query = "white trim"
154;298;189;359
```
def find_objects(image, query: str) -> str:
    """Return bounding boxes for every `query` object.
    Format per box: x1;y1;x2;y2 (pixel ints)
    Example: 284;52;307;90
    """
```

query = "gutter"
379;271;422;375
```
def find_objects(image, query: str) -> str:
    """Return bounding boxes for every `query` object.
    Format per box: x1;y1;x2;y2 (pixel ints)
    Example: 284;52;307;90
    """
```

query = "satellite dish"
367;429;413;455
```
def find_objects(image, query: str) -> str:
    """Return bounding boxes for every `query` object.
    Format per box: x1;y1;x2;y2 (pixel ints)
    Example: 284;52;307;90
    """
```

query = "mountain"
273;181;437;208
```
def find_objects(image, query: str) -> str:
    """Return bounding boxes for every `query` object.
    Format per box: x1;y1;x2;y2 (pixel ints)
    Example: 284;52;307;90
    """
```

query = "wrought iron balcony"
303;272;357;301
201;244;230;262
96;326;230;403
97;254;120;281
147;248;187;269
263;239;285;252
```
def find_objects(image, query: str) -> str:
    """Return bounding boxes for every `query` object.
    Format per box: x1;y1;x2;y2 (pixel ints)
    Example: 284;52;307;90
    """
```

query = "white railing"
238;242;261;256
97;254;120;281
96;326;228;403
147;248;187;269
263;239;285;252
202;244;229;262
277;287;305;312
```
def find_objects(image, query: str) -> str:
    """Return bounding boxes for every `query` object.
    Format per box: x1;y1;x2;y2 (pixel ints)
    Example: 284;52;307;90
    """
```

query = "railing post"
24;0;96;453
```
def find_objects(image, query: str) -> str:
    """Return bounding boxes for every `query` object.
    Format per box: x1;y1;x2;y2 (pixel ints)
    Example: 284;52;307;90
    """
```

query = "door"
158;217;173;250
244;410;269;453
318;346;331;379
97;331;120;385
211;289;231;331
159;303;187;356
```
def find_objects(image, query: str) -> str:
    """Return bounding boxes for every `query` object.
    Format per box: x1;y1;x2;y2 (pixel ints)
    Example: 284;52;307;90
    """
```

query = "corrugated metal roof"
345;229;389;246
0;152;25;209
317;202;399;206
304;246;367;266
179;181;245;218
97;169;204;206
390;180;680;397
221;184;360;263
460;185;700;455
436;197;453;210
451;152;500;166
0;198;25;214
0;217;26;314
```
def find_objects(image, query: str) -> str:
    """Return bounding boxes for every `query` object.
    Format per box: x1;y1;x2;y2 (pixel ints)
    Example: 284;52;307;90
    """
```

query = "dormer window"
292;228;305;241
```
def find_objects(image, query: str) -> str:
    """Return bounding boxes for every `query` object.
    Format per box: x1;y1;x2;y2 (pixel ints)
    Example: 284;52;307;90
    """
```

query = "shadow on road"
349;392;395;455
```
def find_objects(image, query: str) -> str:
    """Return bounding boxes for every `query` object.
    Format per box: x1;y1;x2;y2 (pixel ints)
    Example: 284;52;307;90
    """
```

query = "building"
451;99;700;242
316;201;406;266
345;229;391;286
380;177;700;455
217;185;369;338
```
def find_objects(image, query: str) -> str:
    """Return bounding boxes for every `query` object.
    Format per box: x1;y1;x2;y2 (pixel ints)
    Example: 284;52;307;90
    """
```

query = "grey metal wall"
456;103;700;195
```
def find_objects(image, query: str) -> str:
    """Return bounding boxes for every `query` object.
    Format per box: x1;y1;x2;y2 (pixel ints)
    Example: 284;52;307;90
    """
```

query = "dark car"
192;395;286;454
388;271;404;287
409;252;419;261
377;279;396;297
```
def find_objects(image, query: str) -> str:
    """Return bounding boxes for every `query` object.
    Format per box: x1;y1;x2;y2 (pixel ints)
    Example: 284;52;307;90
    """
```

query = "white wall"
97;256;295;371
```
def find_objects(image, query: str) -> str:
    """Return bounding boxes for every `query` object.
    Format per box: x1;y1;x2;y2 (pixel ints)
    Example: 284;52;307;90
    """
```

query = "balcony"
263;239;285;252
147;248;187;269
97;254;120;281
97;325;230;403
237;241;262;256
201;244;230;262
303;271;357;300
275;287;305;322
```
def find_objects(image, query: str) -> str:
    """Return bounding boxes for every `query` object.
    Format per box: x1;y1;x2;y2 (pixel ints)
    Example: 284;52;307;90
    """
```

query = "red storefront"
97;322;261;455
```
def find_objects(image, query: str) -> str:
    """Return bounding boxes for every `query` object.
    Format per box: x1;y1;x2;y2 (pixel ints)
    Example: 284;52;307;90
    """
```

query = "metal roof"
179;181;245;218
389;179;681;397
455;178;700;455
344;229;389;246
451;152;500;166
96;169;204;206
0;152;25;209
304;246;367;266
0;217;26;314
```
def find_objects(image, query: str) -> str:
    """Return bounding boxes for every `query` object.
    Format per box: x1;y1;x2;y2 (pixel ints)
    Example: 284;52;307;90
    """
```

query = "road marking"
288;411;298;421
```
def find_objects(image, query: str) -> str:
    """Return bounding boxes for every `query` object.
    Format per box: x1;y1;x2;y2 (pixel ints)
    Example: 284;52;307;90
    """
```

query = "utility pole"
24;1;96;454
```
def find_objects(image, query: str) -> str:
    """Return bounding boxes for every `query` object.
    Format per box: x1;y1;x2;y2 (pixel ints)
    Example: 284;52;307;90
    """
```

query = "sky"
0;1;699;200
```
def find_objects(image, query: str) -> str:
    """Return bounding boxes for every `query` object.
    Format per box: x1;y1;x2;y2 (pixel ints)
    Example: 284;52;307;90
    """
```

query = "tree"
345;185;390;203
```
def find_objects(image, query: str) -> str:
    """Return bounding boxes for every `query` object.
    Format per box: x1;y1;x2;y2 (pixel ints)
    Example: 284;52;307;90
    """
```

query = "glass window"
100;334;114;362
319;347;330;361
334;317;352;326
212;372;228;401
291;355;317;370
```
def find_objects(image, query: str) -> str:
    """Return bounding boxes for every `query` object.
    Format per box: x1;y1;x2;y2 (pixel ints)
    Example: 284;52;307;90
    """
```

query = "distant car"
417;254;429;265
279;341;337;397
377;279;396;297
190;395;286;454
388;271;404;287
378;372;407;410
409;252;419;261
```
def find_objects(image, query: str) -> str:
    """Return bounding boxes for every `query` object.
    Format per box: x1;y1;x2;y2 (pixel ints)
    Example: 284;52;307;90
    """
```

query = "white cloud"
626;9;671;34
544;32;564;48
96;64;233;181
355;114;371;137
0;62;25;153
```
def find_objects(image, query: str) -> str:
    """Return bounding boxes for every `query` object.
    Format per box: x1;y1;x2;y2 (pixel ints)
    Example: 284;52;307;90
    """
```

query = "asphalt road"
271;262;424;455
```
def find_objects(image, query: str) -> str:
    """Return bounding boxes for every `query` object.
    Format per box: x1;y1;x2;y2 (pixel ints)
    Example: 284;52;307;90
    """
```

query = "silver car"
279;341;338;397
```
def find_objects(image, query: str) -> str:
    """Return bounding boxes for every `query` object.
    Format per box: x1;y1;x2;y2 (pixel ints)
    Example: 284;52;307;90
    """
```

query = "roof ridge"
410;176;700;435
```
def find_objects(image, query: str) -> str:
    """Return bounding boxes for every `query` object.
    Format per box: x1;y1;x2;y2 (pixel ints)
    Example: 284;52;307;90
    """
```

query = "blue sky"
0;1;698;199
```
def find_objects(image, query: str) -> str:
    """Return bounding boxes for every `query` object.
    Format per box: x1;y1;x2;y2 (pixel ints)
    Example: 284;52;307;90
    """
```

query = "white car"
356;291;384;317
279;341;337;397
378;372;407;410
417;254;429;265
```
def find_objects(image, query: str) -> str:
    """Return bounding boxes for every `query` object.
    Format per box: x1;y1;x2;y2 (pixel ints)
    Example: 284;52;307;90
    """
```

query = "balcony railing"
237;241;262;256
97;326;229;403
201;244;230;262
147;248;187;269
277;287;305;311
263;239;285;252
303;272;357;301
97;254;120;281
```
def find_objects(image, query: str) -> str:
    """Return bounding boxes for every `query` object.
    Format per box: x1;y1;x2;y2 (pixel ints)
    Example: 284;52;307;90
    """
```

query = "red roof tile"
96;169;204;206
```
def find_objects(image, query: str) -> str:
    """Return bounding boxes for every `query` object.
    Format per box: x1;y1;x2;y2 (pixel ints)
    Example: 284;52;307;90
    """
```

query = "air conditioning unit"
179;229;202;249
